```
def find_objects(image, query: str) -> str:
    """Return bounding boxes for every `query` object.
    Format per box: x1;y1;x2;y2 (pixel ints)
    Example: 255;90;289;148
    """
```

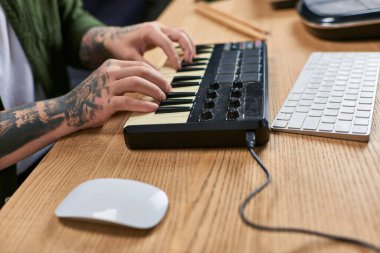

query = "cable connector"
245;131;256;149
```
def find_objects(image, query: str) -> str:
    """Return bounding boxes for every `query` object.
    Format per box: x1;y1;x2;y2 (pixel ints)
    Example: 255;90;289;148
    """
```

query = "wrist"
80;27;113;69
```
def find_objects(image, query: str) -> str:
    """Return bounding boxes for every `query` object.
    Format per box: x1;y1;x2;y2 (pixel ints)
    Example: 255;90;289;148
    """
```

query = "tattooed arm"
79;22;196;70
0;59;170;170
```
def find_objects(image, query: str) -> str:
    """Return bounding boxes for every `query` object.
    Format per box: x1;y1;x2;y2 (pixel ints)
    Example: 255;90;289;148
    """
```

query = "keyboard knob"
204;98;215;109
229;98;241;108
233;81;243;89
209;82;220;90
227;108;240;120
207;89;217;99
230;88;242;98
201;109;213;121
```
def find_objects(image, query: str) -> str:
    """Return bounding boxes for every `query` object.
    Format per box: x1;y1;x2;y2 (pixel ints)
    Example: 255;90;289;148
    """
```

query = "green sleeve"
59;0;105;68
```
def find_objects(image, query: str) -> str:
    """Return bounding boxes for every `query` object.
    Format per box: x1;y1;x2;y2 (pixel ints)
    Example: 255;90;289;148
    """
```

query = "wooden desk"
1;0;380;252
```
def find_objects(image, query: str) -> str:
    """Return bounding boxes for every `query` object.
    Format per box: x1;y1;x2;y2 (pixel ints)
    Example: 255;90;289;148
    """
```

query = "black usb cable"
241;131;380;253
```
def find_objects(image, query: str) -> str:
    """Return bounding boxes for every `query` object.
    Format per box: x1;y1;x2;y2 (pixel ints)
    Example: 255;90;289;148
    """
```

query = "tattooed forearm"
0;99;67;158
80;25;140;69
0;70;110;160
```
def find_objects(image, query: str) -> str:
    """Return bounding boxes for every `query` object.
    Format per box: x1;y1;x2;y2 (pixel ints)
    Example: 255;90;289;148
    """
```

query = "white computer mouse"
55;178;169;229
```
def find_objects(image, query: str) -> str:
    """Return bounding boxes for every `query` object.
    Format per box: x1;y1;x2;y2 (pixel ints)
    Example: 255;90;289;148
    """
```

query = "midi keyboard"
123;41;270;149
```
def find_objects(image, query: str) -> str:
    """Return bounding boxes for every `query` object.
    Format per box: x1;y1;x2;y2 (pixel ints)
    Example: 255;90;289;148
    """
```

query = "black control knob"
229;98;241;108
230;87;242;98
204;98;215;109
207;89;217;99
209;82;220;90
227;108;240;120
201;109;213;121
233;81;243;89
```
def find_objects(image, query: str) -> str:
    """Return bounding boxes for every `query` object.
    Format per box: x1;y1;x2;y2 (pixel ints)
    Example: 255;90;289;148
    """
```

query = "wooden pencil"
195;2;269;40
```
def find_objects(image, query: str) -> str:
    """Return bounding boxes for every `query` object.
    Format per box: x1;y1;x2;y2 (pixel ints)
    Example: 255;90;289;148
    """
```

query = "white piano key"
171;86;199;93
124;111;190;127
160;67;177;75
195;53;212;58
173;70;206;77
159;103;193;108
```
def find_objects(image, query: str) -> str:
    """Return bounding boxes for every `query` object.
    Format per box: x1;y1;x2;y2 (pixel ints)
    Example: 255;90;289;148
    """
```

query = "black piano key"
172;76;203;82
177;67;206;72
166;92;197;98
160;99;194;106
192;57;209;62
156;106;191;114
196;49;213;54
177;45;212;50
171;82;200;88
181;62;207;67
196;45;213;50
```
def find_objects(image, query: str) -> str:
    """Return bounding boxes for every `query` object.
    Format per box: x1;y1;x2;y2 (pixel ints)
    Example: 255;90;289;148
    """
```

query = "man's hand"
80;22;196;70
65;59;170;129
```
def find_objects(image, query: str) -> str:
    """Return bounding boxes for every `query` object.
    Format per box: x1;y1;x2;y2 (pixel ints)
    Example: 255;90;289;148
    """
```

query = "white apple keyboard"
272;52;380;142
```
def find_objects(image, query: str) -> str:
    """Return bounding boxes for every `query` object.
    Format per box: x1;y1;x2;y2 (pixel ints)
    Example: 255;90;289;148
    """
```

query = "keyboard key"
276;113;285;120
324;109;339;116
304;88;318;94
338;113;353;121
326;103;341;109
321;116;337;124
302;94;315;100
357;104;372;111
283;114;291;120
342;100;356;107
340;106;355;114
358;98;373;104
352;125;368;134
346;89;359;94
273;120;288;128
311;103;326;110
354;118;369;126
319;123;334;132
331;91;345;97
361;86;375;92
288;113;307;129
298;100;313;106
296;106;310;113
288;93;302;101
333;86;346;91
303;117;320;130
344;94;358;101
360;92;374;98
335;120;352;133
285;100;298;107
329;97;342;103
356;111;370;118
281;107;295;113
314;97;328;104
316;92;330;98
309;110;323;117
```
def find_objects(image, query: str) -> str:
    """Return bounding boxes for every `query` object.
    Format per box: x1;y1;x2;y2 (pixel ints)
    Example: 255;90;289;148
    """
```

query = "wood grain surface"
1;0;380;252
